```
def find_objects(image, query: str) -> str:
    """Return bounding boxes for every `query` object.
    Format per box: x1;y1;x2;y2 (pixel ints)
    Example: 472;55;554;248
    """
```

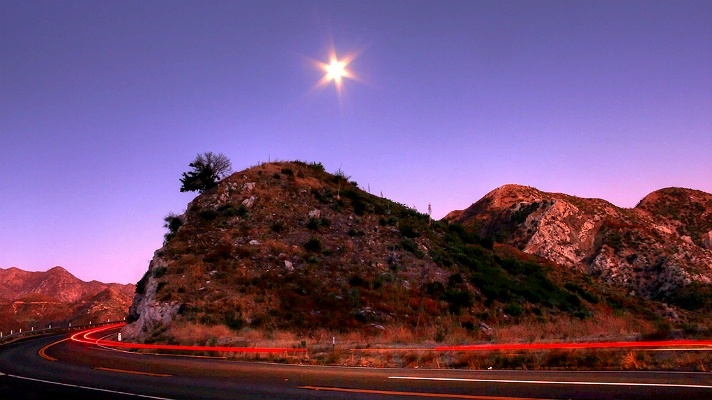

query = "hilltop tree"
179;152;232;193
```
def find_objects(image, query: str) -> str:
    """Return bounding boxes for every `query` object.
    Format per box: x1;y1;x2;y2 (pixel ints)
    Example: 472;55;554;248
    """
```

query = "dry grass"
263;239;297;256
341;348;712;371
153;320;711;371
166;322;234;345
165;312;652;350
622;351;640;369
492;312;655;343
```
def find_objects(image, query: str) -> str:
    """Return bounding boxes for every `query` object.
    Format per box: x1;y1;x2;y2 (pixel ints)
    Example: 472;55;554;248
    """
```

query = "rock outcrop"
122;161;454;342
122;255;181;340
446;185;712;299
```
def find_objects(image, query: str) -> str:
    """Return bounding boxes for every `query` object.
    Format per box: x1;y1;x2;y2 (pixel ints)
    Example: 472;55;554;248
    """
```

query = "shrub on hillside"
304;237;322;253
399;224;419;238
163;212;183;243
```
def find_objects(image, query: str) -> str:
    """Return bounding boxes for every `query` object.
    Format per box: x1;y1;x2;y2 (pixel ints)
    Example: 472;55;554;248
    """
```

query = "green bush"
153;266;168;278
271;221;284;233
504;303;523;316
668;283;712;311
400;238;423;258
564;282;599;304
443;287;473;314
352;198;367;215
349;275;368;288
512;202;541;224
163;212;183;243
199;209;218;220
348;228;365;237
135;270;151;295
308;161;325;172
399;224;419;238
218;204;248;218
423;281;445;297
224;310;245;331
306;218;321;230
304;237;322;253
447;223;480;244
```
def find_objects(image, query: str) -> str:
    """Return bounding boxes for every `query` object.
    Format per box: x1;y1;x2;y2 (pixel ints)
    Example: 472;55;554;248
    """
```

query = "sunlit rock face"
447;185;712;299
122;254;181;341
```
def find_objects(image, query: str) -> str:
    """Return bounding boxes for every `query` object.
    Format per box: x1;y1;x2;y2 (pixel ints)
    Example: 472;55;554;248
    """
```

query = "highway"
1;328;711;399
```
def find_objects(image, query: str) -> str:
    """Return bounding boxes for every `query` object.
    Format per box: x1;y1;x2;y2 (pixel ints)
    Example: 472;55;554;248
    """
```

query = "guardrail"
0;319;126;346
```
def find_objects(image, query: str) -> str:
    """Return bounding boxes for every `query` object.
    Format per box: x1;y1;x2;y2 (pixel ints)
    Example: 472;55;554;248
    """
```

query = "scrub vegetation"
125;160;711;371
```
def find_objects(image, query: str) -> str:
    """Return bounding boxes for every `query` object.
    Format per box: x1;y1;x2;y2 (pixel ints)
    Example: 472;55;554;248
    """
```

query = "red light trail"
72;323;712;355
71;323;307;354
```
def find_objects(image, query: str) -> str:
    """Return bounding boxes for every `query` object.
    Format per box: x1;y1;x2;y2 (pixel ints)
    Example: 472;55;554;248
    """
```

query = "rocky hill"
122;161;701;346
0;266;135;333
445;184;712;310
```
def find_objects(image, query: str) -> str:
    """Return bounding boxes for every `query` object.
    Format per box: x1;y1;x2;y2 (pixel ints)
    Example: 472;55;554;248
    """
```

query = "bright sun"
325;59;347;83
309;48;360;97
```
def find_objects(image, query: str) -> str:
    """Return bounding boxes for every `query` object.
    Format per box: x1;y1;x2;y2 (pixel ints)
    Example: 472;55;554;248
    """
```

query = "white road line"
389;376;712;389
645;348;712;351
4;372;176;399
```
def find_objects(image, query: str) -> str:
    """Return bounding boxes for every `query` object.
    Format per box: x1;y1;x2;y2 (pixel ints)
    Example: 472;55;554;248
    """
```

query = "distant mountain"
445;184;712;307
0;266;135;332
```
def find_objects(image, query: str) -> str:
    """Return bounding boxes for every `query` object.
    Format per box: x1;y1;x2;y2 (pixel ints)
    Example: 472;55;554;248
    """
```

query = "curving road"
1;328;711;400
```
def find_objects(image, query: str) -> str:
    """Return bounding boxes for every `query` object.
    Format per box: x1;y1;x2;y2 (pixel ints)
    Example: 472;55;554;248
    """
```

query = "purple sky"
2;0;711;284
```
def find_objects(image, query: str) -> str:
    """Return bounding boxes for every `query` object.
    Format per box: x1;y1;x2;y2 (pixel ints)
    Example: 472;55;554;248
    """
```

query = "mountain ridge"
0;266;135;333
446;185;712;303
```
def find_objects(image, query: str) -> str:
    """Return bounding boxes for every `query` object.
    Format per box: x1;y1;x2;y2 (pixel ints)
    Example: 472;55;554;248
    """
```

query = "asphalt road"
1;331;711;400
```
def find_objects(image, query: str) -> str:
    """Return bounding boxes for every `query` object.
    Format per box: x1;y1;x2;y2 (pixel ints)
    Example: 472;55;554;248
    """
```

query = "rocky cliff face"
0;266;135;332
122;255;181;340
446;185;712;300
